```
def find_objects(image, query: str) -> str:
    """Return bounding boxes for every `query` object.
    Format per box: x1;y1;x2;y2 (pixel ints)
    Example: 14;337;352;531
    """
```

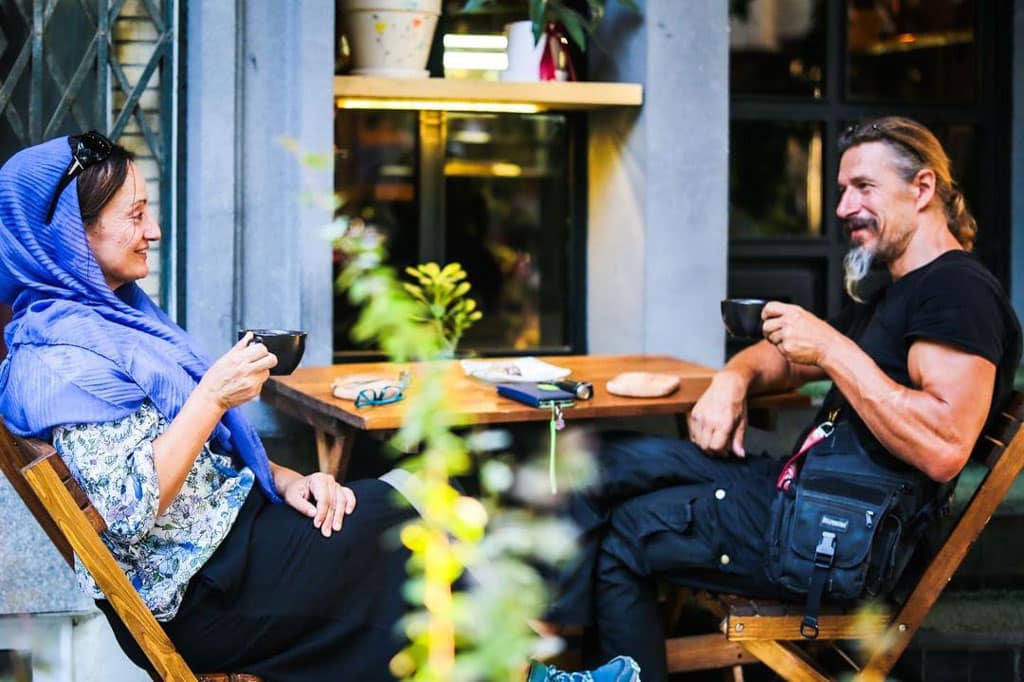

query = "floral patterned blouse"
52;400;254;621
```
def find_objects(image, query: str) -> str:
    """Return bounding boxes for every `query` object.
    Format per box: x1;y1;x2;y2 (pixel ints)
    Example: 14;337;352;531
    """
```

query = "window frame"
728;0;1011;321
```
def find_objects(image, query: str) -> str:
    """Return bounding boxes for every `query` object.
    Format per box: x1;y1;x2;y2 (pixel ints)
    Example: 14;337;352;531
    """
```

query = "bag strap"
800;530;838;639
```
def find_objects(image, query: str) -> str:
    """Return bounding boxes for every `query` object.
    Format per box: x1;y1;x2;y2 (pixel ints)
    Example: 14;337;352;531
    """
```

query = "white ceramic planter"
339;0;442;78
501;20;546;82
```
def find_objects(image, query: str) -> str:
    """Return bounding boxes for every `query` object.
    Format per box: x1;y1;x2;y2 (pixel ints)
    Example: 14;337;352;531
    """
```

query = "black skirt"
99;478;416;681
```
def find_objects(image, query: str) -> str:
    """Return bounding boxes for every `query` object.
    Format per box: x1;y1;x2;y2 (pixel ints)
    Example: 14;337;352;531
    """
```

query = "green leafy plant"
403;262;483;356
462;0;640;53
322;215;591;681
287;136;595;680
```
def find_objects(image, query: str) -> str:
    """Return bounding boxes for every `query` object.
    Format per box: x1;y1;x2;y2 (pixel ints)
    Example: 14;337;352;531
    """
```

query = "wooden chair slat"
0;418;262;681
664;633;755;672
725;612;889;641
21;457;197;682
23;447;108;531
40;444;72;478
81;504;108;533
68;483;96;514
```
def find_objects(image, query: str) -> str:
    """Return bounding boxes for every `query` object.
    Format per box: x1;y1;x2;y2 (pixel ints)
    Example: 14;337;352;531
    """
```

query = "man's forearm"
721;339;822;394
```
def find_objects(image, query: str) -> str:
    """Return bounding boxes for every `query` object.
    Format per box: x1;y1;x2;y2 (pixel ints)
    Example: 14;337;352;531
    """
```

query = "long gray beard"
843;246;875;303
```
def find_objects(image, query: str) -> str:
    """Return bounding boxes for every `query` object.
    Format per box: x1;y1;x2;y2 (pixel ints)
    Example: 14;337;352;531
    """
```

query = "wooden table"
260;354;810;480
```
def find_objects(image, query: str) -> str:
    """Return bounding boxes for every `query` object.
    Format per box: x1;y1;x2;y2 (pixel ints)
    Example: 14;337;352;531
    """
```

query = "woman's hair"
838;116;976;252
76;143;135;226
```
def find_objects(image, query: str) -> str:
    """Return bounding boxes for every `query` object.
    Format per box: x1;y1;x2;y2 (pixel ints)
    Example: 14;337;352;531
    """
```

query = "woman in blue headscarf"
0;133;640;682
0;132;422;678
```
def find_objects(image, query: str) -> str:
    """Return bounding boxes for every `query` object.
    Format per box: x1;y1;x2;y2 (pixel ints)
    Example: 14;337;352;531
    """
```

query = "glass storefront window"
333;109;575;357
846;0;976;103
729;120;825;238
730;0;827;97
445;113;570;352
334;110;420;354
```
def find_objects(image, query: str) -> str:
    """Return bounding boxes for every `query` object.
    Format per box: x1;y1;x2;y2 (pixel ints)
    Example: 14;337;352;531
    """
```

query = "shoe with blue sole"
526;655;641;682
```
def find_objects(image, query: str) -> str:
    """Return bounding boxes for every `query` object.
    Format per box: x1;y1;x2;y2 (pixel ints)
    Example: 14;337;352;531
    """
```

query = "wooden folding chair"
664;391;1024;681
0;417;262;682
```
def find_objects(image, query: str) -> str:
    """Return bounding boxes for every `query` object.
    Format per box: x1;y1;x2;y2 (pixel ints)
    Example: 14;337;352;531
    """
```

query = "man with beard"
545;117;1022;681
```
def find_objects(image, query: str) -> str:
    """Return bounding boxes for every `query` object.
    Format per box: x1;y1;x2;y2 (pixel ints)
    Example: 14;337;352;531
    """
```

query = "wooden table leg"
315;428;356;482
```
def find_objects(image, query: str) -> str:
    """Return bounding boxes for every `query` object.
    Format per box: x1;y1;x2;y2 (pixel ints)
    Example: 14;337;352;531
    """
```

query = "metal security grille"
0;0;178;308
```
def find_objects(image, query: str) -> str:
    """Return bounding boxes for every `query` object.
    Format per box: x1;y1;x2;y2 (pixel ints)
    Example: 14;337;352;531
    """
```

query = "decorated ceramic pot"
339;0;442;78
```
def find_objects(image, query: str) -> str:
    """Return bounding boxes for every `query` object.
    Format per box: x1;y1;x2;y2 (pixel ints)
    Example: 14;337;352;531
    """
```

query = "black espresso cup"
238;329;307;375
720;299;768;339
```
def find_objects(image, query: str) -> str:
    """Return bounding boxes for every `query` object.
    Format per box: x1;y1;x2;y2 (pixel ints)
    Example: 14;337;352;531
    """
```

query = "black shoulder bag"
766;415;946;638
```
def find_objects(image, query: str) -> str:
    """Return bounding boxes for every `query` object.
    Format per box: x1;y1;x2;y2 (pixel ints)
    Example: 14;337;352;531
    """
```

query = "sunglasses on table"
354;371;412;409
44;130;113;224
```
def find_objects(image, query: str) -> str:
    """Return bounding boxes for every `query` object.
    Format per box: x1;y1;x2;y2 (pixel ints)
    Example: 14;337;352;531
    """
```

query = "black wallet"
496;382;576;407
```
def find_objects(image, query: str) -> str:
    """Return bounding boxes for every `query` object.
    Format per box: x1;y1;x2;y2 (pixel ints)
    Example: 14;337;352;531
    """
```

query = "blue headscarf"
0;136;281;504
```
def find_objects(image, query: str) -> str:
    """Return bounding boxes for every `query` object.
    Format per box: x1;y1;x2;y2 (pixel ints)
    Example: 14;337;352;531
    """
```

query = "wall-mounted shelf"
335;76;643;114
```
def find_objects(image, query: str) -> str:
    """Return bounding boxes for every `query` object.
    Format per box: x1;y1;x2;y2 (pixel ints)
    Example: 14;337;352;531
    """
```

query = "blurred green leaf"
552;4;588;51
529;0;546;43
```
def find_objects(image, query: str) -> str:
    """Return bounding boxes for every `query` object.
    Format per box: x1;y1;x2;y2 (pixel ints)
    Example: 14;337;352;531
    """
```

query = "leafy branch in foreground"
326;216;589;681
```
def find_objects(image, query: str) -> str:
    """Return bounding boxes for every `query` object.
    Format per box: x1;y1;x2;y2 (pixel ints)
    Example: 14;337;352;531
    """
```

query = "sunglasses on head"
44;130;113;225
843;122;924;164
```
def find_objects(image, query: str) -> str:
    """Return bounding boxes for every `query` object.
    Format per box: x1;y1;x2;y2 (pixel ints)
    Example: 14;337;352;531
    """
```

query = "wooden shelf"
335;76;643;113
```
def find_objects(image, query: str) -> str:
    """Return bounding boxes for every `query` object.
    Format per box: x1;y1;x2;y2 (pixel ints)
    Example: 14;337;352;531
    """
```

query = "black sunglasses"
44;130;113;224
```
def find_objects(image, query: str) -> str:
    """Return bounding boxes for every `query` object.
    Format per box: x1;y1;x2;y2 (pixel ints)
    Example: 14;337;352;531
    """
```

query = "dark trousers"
100;478;416;681
548;433;790;682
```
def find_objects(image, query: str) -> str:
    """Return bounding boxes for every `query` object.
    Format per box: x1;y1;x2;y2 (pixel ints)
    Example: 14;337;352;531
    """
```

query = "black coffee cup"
720;299;767;339
238;329;307;375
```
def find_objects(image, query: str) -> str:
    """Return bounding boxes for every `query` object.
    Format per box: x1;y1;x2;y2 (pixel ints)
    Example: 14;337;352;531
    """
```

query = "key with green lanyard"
497;382;575;493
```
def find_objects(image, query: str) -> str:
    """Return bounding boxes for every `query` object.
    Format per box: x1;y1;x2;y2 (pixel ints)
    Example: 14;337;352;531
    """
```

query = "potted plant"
463;0;639;81
337;0;443;78
403;262;483;356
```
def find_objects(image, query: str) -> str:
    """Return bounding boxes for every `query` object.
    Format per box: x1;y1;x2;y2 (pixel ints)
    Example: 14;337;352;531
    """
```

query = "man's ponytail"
946;187;976;251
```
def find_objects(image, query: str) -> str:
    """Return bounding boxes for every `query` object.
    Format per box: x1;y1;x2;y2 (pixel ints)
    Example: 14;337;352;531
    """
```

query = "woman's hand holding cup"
198;332;279;410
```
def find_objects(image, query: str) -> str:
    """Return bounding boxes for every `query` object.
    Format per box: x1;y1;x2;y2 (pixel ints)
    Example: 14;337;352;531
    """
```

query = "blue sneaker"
526;655;641;682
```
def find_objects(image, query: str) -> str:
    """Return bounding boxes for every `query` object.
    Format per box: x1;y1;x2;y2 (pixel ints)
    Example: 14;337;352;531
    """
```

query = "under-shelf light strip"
337;98;541;114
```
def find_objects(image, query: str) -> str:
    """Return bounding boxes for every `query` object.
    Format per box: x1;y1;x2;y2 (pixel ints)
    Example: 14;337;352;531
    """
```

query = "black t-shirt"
813;250;1022;458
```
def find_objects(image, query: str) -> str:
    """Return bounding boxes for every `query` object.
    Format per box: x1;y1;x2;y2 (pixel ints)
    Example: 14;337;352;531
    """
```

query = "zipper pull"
865;510;875;529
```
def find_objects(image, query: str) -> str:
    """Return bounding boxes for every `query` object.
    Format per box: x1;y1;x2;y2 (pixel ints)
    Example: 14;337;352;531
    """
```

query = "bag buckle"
814;531;836;568
800;616;820;639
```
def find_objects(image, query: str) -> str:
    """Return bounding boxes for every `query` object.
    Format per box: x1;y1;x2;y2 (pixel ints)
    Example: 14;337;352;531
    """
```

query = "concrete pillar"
185;0;334;431
587;0;729;367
